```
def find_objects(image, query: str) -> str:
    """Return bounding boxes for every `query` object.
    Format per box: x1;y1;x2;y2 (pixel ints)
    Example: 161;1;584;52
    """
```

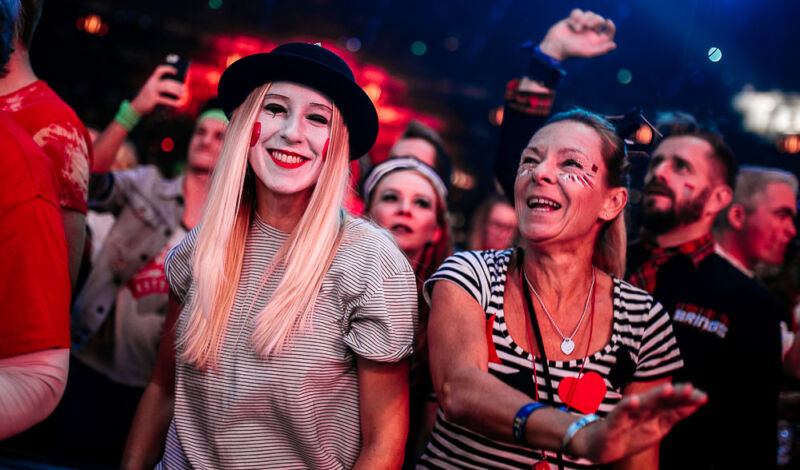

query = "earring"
322;138;329;162
250;122;261;148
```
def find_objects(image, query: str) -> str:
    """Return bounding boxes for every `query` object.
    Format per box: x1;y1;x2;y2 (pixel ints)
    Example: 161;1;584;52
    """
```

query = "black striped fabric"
418;249;683;470
157;215;418;469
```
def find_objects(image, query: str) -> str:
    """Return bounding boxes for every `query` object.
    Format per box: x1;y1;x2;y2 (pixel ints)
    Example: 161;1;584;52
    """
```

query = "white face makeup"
557;158;599;189
516;144;600;189
248;81;332;198
514;120;612;246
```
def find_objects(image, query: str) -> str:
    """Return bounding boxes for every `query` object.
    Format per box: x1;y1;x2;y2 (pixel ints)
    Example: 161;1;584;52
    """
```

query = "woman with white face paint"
419;110;705;470
122;43;418;470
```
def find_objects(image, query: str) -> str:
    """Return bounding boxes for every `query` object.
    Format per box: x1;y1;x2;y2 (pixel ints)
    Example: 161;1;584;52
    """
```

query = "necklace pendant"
561;338;575;355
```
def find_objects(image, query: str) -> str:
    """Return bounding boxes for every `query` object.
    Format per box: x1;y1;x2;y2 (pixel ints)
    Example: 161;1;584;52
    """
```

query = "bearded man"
626;118;783;469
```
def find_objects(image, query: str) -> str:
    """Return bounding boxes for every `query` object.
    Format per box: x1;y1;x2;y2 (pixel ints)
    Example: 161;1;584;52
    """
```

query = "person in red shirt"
0;0;70;440
0;0;93;288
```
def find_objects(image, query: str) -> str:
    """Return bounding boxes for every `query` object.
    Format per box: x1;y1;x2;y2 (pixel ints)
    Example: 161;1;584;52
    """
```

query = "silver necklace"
524;268;595;355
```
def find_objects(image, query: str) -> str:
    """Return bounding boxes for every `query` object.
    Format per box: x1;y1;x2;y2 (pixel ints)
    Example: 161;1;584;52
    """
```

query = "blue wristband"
561;413;600;455
512;402;548;445
519;42;567;89
533;45;563;67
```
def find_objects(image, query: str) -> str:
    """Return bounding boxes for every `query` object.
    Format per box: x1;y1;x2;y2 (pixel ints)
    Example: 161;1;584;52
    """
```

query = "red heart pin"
557;371;607;414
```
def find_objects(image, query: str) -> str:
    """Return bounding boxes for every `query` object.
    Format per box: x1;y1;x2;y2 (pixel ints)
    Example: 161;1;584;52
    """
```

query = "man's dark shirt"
627;237;781;469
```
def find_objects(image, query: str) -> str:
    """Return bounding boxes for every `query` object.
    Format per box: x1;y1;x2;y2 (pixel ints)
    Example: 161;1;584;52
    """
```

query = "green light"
617;68;632;84
209;0;222;9
411;41;427;56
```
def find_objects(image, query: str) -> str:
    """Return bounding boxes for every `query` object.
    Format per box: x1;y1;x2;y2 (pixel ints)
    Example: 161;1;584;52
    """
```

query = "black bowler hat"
218;42;379;160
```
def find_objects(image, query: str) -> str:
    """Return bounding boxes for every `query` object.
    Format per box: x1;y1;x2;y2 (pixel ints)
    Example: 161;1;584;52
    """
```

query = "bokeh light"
345;37;361;52
617;68;632;84
411;41;427;56
161;137;175;153
444;36;460;52
708;47;722;62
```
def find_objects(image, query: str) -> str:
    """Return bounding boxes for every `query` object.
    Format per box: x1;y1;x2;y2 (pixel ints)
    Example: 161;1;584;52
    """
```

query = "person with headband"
362;157;453;466
61;99;228;465
419;109;705;469
122;43;418;470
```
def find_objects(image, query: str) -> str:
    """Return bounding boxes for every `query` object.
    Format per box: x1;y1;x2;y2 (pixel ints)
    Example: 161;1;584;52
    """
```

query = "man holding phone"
58;64;228;465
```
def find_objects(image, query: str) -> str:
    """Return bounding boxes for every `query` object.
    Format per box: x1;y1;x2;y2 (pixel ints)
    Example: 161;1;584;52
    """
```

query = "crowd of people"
2;1;799;469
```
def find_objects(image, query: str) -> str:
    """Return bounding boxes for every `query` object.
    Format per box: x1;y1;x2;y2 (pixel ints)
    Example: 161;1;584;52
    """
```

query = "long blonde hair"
179;83;351;369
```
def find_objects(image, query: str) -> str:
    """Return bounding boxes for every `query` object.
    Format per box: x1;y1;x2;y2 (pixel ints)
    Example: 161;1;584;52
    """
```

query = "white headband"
363;157;448;202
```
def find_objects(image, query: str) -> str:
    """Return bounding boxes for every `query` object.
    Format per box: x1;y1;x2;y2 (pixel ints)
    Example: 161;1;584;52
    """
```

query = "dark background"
33;0;800;232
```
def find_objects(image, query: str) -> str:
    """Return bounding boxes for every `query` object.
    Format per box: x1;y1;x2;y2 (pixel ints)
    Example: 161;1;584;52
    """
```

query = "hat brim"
218;52;379;160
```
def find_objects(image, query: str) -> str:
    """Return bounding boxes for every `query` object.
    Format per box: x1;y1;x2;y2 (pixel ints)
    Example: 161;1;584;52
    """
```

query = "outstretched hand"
539;8;617;62
130;65;186;116
573;383;707;463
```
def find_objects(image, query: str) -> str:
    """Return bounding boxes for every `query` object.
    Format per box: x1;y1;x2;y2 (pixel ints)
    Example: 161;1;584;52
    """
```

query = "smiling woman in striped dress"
121;43;418;470
418;109;706;470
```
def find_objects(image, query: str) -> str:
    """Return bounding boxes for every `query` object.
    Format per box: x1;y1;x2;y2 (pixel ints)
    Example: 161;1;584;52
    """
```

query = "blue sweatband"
512;402;548;445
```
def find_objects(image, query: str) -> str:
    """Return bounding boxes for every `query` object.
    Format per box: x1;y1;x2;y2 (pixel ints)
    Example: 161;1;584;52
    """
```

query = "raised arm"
496;8;617;198
92;65;184;174
427;280;706;463
120;291;181;470
539;8;616;62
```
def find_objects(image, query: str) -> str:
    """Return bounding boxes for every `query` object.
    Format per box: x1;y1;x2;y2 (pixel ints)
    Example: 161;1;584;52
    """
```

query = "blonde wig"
179;83;351;368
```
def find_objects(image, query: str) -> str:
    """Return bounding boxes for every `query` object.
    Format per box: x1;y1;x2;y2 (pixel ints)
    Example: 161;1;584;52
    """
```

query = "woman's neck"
520;240;595;319
254;185;312;233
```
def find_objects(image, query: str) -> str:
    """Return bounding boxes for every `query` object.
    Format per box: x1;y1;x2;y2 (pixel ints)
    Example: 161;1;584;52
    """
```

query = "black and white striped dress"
159;215;418;469
417;249;683;470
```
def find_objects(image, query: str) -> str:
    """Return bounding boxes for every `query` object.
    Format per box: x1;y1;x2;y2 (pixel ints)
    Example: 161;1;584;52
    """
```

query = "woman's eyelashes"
563;157;584;169
307;113;329;125
379;191;399;203
262;104;329;125
264;103;286;116
414;197;432;209
378;192;432;209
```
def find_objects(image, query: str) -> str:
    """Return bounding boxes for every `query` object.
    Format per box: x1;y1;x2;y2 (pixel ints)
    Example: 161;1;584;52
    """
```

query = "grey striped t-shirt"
159;214;418;469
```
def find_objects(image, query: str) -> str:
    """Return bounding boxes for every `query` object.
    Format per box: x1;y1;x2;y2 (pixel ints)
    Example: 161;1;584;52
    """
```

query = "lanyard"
517;250;597;469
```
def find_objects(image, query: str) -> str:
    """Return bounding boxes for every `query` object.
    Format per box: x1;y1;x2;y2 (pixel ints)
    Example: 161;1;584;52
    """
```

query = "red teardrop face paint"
250;122;261;148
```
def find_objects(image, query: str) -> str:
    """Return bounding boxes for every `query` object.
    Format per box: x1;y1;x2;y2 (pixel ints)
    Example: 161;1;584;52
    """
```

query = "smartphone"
162;54;190;99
